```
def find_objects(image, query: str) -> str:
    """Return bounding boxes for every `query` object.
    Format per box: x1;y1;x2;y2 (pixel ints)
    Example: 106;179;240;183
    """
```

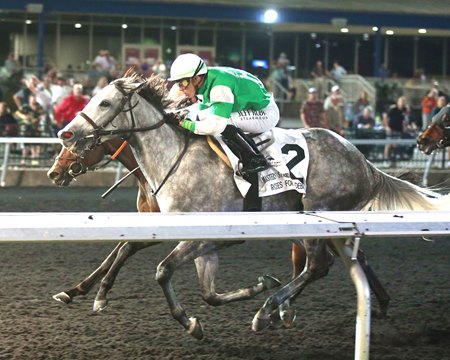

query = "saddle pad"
216;127;309;198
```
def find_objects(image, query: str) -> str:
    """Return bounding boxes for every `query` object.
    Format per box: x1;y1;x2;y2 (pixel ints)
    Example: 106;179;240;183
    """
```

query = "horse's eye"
100;100;110;107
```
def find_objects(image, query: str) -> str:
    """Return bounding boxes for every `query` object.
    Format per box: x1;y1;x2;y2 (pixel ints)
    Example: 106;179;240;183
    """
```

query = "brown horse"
48;138;161;311
49;136;390;323
416;104;450;154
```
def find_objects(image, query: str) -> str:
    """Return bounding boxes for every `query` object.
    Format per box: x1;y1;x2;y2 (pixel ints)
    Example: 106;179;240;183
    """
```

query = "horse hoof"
53;292;72;304
280;308;297;328
93;299;108;312
259;274;282;290
188;317;204;340
252;309;271;332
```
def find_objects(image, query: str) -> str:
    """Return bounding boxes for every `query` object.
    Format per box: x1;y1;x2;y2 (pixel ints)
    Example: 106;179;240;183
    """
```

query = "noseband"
55;142;113;179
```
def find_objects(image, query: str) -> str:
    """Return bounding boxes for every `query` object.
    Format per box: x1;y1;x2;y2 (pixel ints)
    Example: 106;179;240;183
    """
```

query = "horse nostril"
58;130;74;140
48;171;59;180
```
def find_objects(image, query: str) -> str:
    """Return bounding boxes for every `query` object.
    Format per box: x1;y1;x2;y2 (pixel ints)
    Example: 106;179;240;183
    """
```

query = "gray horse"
58;73;450;338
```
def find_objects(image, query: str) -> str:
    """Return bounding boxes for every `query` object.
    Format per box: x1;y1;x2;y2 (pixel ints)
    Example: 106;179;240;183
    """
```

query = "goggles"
177;78;191;90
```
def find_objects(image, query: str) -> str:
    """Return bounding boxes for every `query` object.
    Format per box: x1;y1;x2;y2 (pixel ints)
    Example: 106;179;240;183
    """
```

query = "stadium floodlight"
263;9;278;23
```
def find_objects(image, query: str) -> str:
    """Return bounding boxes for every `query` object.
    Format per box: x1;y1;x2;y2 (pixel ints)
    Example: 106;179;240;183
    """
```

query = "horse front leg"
155;240;237;340
53;242;124;304
93;241;161;312
252;239;332;332
194;251;281;306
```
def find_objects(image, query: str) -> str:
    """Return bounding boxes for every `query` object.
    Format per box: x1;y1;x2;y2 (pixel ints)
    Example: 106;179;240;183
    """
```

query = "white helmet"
168;53;207;81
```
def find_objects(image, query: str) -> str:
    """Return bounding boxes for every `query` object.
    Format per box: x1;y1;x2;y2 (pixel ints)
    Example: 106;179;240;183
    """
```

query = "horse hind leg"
53;242;124;304
93;241;159;312
155;240;240;340
277;239;333;329
252;239;332;332
356;247;390;318
194;253;281;306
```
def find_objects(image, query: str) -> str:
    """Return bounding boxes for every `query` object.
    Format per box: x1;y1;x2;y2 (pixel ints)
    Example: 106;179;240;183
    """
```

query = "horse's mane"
114;68;174;114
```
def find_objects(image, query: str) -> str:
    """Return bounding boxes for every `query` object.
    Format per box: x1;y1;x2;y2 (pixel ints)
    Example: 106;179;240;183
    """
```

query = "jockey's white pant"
229;95;280;133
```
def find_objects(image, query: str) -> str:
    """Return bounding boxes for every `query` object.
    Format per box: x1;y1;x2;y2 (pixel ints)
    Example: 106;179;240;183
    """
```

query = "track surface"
0;187;449;360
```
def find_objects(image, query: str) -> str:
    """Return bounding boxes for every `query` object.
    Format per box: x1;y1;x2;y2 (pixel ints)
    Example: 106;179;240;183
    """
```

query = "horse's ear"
130;81;147;93
124;67;136;78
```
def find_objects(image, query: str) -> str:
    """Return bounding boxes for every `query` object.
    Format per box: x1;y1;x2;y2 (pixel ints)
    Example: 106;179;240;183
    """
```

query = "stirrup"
237;157;269;177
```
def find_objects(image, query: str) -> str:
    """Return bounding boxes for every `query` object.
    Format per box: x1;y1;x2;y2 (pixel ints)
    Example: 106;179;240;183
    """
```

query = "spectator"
383;96;410;166
328;61;347;83
353;90;371;119
377;63;390;81
271;52;295;100
355;106;375;129
13;75;39;111
54;84;89;130
14;95;46;164
324;85;346;136
420;89;438;130
431;96;447;117
310;60;326;99
51;75;72;107
0;101;18;136
93;49;117;80
4;53;20;77
300;87;328;129
92;76;109;97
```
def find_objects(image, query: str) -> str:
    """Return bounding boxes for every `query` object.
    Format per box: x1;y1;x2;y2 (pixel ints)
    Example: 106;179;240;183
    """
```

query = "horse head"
47;138;130;186
416;104;450;154
58;71;172;157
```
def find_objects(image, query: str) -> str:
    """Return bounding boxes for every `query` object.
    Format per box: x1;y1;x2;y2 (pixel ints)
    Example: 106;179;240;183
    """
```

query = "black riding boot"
221;125;269;176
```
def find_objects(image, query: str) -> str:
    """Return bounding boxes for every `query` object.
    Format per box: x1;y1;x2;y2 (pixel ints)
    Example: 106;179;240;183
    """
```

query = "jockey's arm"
181;112;228;136
181;100;232;136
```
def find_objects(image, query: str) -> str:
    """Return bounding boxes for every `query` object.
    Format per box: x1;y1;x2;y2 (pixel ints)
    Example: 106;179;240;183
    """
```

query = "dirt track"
0;186;449;360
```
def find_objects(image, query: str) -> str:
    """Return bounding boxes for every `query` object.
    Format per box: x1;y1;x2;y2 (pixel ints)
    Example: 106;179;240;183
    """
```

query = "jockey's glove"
165;112;183;127
176;96;198;109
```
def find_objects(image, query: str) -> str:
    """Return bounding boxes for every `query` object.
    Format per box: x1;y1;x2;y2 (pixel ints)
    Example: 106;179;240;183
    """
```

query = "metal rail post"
331;238;371;360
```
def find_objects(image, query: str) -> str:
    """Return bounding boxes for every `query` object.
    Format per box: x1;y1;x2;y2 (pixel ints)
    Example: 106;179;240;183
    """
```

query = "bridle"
55;142;113;179
77;83;167;150
74;81;191;196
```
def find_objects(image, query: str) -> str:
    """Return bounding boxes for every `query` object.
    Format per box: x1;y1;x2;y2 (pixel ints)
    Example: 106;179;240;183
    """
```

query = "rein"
78;82;190;196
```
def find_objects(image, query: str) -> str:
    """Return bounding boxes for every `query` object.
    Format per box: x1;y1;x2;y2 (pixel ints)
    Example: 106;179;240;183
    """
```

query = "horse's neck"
128;101;188;192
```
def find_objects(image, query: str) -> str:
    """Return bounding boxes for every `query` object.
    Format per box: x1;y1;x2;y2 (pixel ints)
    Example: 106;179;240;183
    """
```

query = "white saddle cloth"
216;127;309;198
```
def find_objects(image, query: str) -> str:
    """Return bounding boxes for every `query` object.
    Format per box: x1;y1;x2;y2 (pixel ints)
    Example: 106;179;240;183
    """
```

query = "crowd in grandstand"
0;50;448;167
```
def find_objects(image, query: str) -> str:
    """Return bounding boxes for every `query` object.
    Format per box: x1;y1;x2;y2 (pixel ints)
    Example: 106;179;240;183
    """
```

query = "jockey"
168;53;280;177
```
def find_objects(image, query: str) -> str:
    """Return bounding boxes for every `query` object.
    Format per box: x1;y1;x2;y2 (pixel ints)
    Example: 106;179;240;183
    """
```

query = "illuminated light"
372;26;379;32
340;28;349;33
418;28;427;34
121;24;128;29
170;25;177;31
310;32;317;39
363;33;369;41
263;9;278;23
386;30;394;35
74;23;82;29
25;19;32;25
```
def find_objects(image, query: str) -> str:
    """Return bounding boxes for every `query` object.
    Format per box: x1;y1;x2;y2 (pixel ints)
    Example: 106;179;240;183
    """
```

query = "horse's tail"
364;164;450;211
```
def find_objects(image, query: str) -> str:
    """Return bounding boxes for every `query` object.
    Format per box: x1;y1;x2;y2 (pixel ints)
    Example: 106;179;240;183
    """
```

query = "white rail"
1;210;450;360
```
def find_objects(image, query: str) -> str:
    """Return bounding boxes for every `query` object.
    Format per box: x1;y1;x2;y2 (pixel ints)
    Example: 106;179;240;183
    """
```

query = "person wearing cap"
324;85;346;136
168;53;280;177
300;87;328;129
